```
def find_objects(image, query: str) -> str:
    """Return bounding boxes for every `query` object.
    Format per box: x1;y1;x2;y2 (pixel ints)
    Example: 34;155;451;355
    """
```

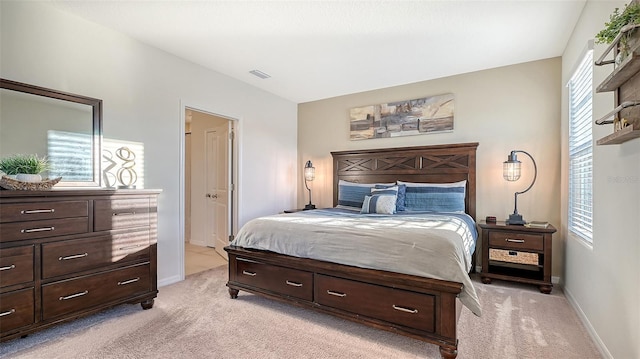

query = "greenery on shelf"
0;154;49;175
596;3;640;45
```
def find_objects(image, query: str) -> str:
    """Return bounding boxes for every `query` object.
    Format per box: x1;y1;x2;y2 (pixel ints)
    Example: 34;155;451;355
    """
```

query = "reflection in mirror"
0;79;102;187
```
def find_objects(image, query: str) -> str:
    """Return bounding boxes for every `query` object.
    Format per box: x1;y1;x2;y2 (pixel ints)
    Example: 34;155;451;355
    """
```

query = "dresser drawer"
236;258;313;301
0;288;35;333
42;263;151;320
94;198;150;231
42;229;151;279
488;231;544;251
315;274;435;333
0;245;34;288
0;217;89;243
0;201;88;223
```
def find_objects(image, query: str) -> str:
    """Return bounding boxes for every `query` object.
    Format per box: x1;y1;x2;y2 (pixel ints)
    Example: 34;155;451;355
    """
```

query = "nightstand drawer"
489;231;543;251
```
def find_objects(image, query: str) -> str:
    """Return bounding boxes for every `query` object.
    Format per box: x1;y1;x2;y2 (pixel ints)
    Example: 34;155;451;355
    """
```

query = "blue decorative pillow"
360;193;397;214
375;184;406;211
399;180;466;213
337;180;393;210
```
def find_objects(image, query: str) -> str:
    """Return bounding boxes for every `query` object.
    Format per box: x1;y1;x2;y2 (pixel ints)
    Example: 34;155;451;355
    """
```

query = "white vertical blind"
568;49;593;243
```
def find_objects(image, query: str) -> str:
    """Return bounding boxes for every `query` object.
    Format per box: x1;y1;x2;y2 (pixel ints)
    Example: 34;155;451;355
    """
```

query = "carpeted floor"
0;266;601;359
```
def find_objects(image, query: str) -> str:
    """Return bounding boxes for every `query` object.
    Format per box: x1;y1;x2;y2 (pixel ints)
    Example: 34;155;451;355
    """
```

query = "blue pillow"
375;184;406;211
337;180;393;210
400;181;466;213
360;193;397;214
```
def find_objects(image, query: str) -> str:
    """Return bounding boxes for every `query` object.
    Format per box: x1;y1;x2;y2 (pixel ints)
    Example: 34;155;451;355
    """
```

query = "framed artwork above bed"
349;93;455;140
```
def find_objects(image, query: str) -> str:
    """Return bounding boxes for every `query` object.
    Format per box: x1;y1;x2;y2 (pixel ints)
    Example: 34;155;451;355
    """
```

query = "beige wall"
298;58;562;275
561;1;640;358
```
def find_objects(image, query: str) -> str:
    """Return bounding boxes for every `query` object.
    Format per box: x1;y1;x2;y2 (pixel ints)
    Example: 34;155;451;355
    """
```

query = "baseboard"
564;286;613;359
189;239;206;247
158;274;182;288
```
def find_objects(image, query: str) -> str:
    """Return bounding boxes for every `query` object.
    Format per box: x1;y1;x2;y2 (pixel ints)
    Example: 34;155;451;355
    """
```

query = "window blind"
568;50;593;243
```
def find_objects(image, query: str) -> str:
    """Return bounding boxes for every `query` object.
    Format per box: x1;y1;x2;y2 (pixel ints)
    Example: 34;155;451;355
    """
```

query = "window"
568;49;593;243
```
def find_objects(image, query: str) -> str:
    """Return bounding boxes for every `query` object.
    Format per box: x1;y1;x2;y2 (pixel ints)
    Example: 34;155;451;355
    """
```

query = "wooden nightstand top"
478;221;557;233
284;209;304;213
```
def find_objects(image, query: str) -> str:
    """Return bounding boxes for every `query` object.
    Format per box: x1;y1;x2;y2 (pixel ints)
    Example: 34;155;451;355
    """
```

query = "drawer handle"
0;309;16;317
392;305;418;314
59;290;89;301
113;212;135;216
59;253;89;261
0;264;16;271
119;244;143;251
21;209;55;214
21;226;55;233
242;270;257;276
118;277;140;286
285;280;303;287
506;238;525;243
327;290;347;297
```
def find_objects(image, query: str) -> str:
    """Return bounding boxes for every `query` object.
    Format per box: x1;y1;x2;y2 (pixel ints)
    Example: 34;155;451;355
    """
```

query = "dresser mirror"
0;78;102;187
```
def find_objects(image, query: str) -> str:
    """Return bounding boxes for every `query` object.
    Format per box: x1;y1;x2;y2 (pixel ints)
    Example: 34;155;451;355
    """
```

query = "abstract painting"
350;93;454;140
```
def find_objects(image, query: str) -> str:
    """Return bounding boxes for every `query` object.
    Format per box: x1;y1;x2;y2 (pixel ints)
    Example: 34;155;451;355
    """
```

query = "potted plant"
0;154;50;182
596;3;640;63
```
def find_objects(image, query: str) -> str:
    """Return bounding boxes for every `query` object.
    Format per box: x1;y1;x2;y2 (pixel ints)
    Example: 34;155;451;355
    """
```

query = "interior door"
205;125;229;259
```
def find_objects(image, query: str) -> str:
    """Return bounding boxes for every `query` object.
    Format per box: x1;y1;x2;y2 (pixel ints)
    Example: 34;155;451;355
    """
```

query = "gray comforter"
230;208;482;316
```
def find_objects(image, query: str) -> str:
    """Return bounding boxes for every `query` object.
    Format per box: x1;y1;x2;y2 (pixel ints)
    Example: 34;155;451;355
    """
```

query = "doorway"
182;107;237;277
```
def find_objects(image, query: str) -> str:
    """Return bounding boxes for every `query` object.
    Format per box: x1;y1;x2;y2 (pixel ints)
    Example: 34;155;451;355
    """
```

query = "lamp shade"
304;160;315;181
303;160;316;210
502;150;537;225
503;152;521;181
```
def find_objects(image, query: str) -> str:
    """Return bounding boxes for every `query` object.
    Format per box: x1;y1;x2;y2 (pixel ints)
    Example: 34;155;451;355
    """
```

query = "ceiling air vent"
249;69;271;79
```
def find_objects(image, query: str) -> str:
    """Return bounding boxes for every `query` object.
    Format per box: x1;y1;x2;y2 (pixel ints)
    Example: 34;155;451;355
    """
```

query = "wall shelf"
594;21;640;145
596;50;640;93
596;123;640;145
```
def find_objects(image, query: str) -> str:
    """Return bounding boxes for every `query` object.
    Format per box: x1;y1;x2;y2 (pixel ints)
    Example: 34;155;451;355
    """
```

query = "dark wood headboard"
331;142;479;220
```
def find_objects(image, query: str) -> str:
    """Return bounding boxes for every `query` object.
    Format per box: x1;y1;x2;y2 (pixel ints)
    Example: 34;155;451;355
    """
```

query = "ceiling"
48;1;587;103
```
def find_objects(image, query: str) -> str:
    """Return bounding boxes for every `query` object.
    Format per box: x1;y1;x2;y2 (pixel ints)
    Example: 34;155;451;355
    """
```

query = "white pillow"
360;193;398;214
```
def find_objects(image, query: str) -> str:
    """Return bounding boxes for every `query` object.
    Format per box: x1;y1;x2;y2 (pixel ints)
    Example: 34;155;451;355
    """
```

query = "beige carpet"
1;266;601;359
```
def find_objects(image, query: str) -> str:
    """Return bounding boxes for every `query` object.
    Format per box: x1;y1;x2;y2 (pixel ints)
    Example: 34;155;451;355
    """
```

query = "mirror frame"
0;78;103;187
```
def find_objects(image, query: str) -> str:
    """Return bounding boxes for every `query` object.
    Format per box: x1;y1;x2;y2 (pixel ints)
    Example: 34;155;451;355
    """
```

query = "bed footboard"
225;245;463;359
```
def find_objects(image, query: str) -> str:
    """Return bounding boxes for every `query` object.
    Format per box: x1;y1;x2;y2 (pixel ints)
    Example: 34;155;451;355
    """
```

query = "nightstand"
283;209;304;213
478;221;556;294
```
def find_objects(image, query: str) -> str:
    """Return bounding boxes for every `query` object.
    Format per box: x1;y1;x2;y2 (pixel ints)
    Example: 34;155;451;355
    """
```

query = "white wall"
561;1;640;358
298;58;563;275
1;2;298;285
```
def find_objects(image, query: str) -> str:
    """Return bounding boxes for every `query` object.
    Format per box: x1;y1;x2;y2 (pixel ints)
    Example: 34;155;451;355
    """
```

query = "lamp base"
304;204;316;210
506;213;526;225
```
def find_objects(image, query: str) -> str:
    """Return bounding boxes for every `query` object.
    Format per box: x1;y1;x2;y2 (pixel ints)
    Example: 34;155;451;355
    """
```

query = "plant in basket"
596;2;640;63
0;154;50;182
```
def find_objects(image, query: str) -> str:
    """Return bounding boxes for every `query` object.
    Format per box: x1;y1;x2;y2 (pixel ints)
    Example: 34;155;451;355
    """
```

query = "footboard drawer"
315;274;436;333
235;258;313;301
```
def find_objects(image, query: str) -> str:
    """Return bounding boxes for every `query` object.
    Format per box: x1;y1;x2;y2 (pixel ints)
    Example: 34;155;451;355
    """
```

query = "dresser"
0;189;160;341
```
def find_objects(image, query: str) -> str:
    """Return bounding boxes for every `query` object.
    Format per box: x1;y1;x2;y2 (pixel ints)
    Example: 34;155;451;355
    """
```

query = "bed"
225;142;479;359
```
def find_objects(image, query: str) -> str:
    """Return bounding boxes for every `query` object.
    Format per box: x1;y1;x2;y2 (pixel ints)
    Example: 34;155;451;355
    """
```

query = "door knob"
206;193;218;199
